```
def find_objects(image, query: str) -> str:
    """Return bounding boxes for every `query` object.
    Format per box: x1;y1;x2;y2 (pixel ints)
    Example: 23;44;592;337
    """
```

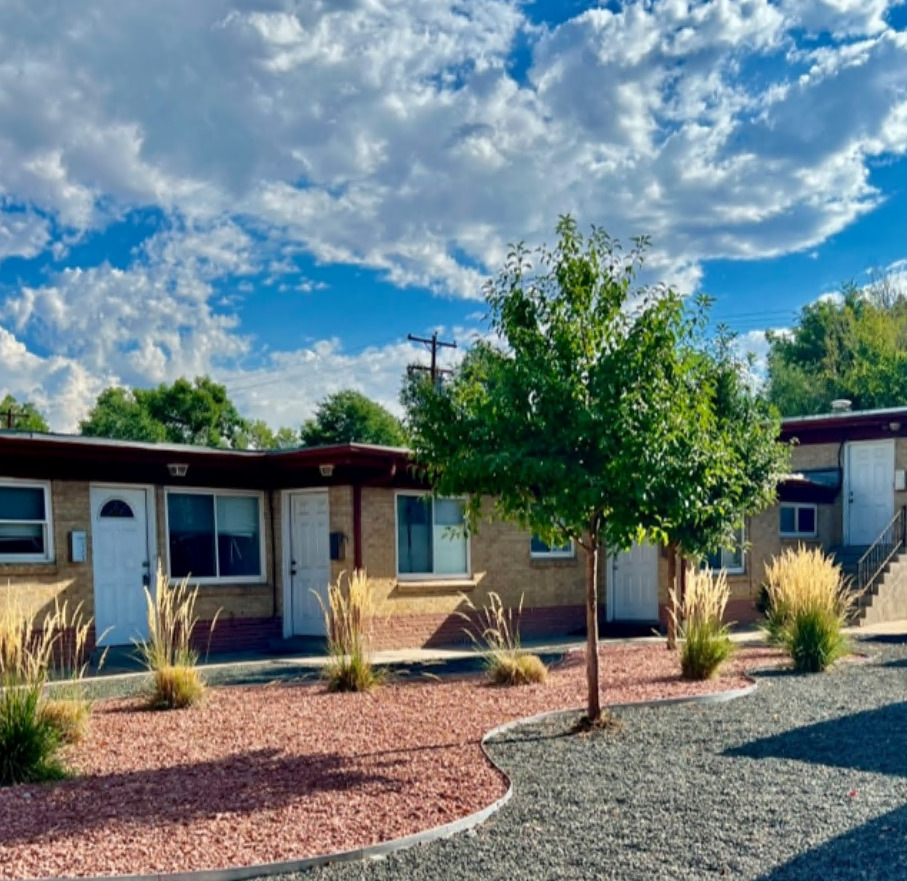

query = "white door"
90;487;151;646
609;540;659;622
288;491;331;636
846;440;895;546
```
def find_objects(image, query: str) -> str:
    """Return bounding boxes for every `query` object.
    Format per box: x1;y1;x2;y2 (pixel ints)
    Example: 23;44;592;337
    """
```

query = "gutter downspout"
353;484;363;571
269;489;278;618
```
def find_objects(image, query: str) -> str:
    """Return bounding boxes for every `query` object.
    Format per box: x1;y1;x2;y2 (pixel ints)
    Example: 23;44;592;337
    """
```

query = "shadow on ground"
725;702;907;777
0;749;403;845
754;803;907;880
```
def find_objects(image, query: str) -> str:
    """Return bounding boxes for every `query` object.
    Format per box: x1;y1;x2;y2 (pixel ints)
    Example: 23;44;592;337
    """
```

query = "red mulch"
0;643;781;879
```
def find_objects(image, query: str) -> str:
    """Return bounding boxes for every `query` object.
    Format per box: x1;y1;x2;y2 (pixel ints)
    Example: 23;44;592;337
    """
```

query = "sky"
1;0;906;432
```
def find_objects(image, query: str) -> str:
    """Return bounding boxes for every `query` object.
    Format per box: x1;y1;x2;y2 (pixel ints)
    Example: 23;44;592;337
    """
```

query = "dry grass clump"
669;567;735;681
0;596;94;785
318;569;384;693
136;566;217;709
762;546;856;673
460;592;548;687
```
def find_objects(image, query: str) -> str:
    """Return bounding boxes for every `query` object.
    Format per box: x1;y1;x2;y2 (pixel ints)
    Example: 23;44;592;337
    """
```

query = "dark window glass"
99;499;135;519
168;494;216;578
216;496;261;577
780;506;796;534
0;486;45;521
798;506;816;535
397;495;433;574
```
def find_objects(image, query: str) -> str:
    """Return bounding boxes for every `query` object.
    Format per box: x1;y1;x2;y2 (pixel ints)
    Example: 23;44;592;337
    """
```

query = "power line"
407;331;457;385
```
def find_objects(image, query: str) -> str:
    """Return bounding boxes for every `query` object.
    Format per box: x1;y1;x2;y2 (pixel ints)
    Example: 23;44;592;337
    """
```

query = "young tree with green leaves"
301;389;407;448
0;394;50;432
405;216;786;722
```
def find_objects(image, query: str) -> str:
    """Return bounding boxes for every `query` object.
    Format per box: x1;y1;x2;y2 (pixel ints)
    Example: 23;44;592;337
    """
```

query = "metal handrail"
856;506;907;594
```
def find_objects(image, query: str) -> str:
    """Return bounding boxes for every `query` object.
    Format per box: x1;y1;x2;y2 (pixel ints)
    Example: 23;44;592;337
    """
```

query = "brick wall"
0;479;94;622
359;489;592;648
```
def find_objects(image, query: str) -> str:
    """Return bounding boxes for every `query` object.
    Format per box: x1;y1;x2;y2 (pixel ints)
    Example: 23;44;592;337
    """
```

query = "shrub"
459;592;548;687
37;695;90;745
0;683;65;786
0;596;93;786
149;665;205;710
136;566;218;709
669;567;735;681
762;546;856;673
318;569;384;693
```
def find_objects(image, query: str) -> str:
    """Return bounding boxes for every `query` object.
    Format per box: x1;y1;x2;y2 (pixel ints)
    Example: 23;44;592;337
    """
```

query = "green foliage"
237;420;300;450
404;216;787;719
0;683;66;786
80;377;249;448
785;608;849;673
767;277;907;416
302;389;407;448
0;394;50;432
670;567;735;681
762;546;855;672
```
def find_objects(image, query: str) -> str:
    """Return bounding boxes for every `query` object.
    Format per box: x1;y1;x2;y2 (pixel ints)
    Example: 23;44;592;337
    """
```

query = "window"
530;535;575;558
166;490;263;582
396;494;469;578
0;480;52;563
705;526;745;575
780;504;817;538
99;499;135;519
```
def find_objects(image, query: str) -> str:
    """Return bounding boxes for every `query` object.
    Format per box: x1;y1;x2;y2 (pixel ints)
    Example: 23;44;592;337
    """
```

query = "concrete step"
267;635;329;656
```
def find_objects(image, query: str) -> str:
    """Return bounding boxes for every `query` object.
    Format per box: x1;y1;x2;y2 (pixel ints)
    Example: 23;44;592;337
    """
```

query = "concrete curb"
43;677;758;881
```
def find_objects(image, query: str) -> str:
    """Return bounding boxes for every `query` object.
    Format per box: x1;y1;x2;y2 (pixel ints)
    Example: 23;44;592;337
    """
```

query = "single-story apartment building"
2;404;905;652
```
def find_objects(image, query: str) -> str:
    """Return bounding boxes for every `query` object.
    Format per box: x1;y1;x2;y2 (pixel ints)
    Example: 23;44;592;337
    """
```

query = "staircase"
834;507;907;626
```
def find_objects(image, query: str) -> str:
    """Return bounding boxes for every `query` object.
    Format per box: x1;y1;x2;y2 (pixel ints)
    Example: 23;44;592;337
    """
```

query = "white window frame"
780;503;818;539
705;525;745;576
164;487;267;585
0;478;54;564
394;491;471;580
530;535;575;559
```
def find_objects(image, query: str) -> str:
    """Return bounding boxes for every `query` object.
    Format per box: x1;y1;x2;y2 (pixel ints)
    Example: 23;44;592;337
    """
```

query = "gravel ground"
0;643;773;879
289;638;907;881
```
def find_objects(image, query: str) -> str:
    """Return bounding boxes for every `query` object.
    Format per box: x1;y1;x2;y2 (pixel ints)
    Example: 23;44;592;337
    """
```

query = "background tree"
81;377;249;447
301;389;407;447
767;275;907;416
0;394;50;432
238;420;300;450
405;217;786;723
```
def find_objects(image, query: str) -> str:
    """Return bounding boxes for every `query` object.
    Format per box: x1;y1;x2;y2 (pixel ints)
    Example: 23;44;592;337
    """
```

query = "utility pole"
407;332;457;385
2;409;15;430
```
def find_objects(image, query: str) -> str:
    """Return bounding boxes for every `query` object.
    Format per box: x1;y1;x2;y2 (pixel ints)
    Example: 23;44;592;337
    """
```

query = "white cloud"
0;0;906;428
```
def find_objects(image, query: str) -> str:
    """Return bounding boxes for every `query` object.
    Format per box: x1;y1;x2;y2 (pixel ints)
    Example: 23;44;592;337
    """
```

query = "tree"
81;377;249;448
0;394;50;432
238;420;300;450
767;275;907;416
301;390;407;447
405;216;787;723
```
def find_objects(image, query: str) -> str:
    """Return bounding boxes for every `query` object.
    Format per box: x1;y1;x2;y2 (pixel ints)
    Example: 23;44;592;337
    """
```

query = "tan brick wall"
360;489;590;626
0;479;93;624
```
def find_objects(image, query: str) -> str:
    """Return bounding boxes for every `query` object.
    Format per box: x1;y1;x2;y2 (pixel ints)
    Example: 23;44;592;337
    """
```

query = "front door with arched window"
90;486;151;645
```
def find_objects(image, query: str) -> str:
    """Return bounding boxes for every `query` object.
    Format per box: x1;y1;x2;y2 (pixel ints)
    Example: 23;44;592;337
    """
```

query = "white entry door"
288;491;331;636
609;541;659;622
90;486;151;646
846;440;895;546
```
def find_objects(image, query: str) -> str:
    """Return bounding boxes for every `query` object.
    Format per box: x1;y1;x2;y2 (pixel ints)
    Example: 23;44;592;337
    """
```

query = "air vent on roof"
831;399;852;413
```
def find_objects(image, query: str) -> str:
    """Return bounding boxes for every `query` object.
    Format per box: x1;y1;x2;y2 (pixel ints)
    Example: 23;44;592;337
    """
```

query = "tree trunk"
666;542;677;650
584;539;602;721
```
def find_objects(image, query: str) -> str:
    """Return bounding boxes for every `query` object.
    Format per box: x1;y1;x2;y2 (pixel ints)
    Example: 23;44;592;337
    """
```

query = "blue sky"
1;0;906;430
